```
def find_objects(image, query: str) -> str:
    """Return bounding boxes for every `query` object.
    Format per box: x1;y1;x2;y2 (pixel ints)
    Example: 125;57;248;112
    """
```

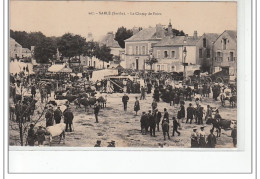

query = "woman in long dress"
134;97;140;116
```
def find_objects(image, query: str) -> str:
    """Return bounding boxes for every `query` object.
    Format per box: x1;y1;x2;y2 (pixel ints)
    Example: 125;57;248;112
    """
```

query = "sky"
10;1;237;40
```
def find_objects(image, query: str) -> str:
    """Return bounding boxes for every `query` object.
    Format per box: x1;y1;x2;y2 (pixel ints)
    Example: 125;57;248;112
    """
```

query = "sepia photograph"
9;1;238;148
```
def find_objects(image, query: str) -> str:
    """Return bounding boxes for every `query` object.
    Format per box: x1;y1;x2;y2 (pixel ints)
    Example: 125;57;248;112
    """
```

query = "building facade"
124;24;166;70
196;33;219;73
152;29;199;72
213;30;237;76
22;48;32;58
10;38;23;59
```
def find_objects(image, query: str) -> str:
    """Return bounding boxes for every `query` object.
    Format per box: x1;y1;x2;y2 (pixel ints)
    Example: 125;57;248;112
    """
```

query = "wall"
10;38;22;59
213;31;237;75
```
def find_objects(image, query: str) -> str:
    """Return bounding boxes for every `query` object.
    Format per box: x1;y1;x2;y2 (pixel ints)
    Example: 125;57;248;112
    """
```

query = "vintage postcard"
9;0;237;148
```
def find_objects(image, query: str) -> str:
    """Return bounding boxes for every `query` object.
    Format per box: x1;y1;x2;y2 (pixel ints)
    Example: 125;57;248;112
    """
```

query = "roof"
202;33;220;43
10;37;22;47
215;30;237;43
153;35;200;47
100;32;121;48
125;26;166;42
22;48;31;53
48;64;72;73
225;30;237;42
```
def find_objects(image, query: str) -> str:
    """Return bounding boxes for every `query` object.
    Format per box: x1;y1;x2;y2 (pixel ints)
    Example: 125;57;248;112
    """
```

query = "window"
142;46;145;55
217;52;221;57
199;49;202;58
164;51;168;58
206;49;211;58
223;38;227;50
157;50;161;58
89;61;91;66
171;51;175;58
203;38;206;48
128;46;133;55
157;65;160;71
93;61;96;68
161;65;164;71
230;52;234;61
135;46;139;55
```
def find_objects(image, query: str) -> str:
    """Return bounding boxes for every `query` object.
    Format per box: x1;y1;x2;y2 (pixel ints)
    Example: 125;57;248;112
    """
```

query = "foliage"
57;33;86;59
165;28;186;36
10;30;46;49
34;37;57;63
145;57;158;70
96;44;113;63
83;41;99;58
114;27;133;48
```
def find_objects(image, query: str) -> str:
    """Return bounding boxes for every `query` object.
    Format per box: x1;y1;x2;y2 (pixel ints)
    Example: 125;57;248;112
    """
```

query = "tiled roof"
100;32;121;48
153;35;200;47
125;27;166;42
225;30;237;42
202;33;220;43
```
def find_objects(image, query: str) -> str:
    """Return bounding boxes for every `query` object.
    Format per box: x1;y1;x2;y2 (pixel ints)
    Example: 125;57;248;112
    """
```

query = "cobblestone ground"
9;89;237;148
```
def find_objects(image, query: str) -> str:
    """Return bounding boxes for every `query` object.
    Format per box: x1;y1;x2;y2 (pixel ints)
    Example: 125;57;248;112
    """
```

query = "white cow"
46;123;66;146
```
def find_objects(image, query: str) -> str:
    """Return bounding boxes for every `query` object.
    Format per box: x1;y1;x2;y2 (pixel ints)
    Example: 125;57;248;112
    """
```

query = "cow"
97;96;107;109
46;123;66;146
212;118;231;137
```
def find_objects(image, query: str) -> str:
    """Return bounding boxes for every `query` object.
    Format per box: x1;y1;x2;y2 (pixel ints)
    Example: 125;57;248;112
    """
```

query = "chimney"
132;27;139;35
193;31;198;39
156;24;164;38
167;19;173;37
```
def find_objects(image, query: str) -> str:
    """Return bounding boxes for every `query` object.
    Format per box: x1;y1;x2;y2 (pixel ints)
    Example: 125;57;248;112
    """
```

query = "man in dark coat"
94;104;100;123
140;112;147;135
147;82;152;94
31;84;36;98
54;106;62;124
186;103;194;124
153;87;160;102
231;125;237;147
149;111;156;137
206;129;217;148
45;107;54;127
172;117;180;136
151;99;157;112
122;94;129;111
196;105;204;125
27;124;36;146
163;108;169;121
63;107;74;132
156;110;162;131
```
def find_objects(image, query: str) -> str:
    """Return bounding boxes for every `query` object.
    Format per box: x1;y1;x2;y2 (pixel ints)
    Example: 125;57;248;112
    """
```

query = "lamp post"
182;47;188;84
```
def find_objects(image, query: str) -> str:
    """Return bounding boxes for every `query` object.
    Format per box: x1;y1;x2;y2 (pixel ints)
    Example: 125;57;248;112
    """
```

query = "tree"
57;33;86;60
34;37;57;63
115;27;133;48
145;56;158;70
95;44;113;69
165;28;186;36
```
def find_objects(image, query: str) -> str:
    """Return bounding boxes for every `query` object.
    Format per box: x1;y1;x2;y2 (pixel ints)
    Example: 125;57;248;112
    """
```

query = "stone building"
22;48;32;58
212;30;237;76
152;24;200;72
124;24;166;70
10;37;22;59
196;33;219;73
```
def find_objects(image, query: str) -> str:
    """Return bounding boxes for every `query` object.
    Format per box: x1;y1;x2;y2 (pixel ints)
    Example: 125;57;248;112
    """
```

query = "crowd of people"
9;67;237;148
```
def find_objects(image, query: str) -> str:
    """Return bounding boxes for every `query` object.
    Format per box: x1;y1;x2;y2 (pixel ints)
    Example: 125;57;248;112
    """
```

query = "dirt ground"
9;90;237;148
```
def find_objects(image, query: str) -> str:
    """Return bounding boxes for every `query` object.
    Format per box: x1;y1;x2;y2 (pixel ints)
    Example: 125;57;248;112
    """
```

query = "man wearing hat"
140;112;147;135
45;106;54;127
94;103;100;123
63;107;74;132
94;140;101;147
54;106;62;124
36;126;45;146
190;128;198;148
206;129;217;148
27;124;36;146
122;93;129;111
186;103;194;124
198;126;206;148
172;117;180;137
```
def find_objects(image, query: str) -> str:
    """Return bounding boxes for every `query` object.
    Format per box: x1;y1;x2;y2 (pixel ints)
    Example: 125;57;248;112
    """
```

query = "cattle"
66;95;77;103
46;123;66;146
212;118;231;137
97;96;107;109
